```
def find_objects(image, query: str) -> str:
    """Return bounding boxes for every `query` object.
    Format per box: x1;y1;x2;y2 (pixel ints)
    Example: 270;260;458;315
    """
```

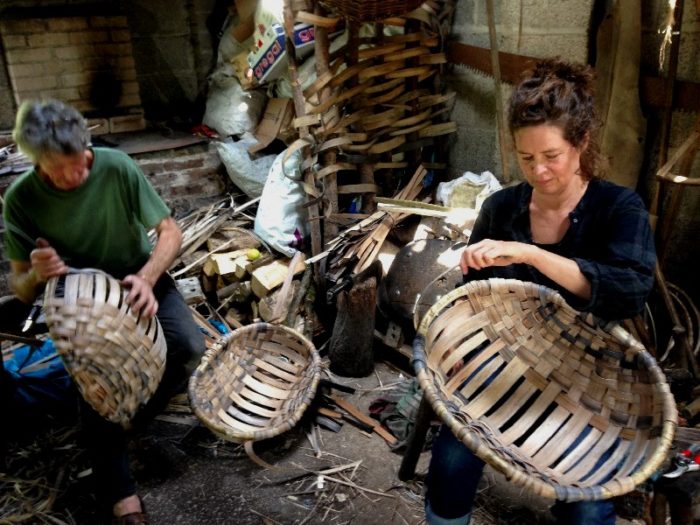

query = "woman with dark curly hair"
424;58;656;524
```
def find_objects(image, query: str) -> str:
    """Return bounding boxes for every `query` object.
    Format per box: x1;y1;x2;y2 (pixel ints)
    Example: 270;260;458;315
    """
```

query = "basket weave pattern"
320;0;423;21
44;270;167;427
414;279;677;501
189;323;321;443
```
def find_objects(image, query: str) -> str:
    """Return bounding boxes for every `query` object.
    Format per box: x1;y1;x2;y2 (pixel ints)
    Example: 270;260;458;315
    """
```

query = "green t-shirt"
3;147;170;277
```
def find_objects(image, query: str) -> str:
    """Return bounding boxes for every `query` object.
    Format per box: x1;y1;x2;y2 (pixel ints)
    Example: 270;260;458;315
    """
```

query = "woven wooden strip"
358;43;406;59
414;278;677;501
383;46;431;62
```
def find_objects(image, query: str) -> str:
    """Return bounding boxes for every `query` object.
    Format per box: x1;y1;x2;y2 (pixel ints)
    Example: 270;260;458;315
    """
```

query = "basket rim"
188;322;322;444
412;278;677;501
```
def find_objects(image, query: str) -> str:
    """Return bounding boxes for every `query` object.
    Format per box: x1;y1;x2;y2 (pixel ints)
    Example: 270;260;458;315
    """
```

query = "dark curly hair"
508;58;604;180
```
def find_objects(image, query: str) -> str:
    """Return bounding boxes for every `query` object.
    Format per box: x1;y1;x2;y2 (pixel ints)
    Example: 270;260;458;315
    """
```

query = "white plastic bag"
203;72;266;137
254;148;309;256
215;134;276;198
436;171;502;210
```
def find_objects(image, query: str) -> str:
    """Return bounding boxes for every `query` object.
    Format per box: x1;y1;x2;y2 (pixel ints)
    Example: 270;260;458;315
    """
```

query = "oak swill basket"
413;278;677;502
188;323;321;465
320;0;423;21
43;269;167;427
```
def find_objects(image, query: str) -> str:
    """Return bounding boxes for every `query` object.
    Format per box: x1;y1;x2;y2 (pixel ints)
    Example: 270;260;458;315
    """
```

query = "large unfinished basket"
43;270;167;427
414;278;677;501
189;323;321;452
320;0;423;21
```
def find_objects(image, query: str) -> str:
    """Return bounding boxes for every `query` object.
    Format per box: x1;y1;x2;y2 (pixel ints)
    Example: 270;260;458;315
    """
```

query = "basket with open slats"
188;323;321;455
320;0;423;21
43;269;167;427
413;278;677;501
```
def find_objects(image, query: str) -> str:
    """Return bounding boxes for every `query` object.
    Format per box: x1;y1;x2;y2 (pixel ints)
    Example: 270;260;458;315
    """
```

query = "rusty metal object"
378;239;463;323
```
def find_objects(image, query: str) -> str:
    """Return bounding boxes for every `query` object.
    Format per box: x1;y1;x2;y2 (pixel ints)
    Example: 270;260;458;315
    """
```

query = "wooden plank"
251;256;306;298
330;396;397;445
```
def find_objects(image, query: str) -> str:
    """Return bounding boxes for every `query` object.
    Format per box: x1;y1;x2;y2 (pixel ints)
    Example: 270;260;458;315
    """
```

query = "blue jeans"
83;274;205;509
425;426;617;525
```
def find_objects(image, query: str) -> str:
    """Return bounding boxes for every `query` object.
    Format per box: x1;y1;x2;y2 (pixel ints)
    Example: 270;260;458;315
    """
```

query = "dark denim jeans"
425;426;617;525
81;274;205;509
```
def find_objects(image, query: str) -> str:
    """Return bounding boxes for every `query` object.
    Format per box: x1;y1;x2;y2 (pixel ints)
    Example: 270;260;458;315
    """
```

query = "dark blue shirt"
465;179;656;321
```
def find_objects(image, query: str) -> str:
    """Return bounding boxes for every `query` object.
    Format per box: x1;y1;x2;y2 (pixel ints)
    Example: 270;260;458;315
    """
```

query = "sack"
253;148;308;256
2;339;76;410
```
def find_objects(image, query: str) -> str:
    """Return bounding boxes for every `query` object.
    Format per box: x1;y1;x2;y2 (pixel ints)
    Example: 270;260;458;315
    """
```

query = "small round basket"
319;0;423;22
43;269;167;427
413;278;677;502
188;323;321;450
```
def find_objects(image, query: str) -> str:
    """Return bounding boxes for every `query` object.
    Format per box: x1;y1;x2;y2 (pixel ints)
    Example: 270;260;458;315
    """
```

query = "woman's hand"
460;239;535;274
121;274;159;318
30;238;69;281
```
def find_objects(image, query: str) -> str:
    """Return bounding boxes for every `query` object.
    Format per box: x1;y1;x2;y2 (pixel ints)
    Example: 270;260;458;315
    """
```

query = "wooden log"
216;281;252;303
328;262;381;377
259;281;300;322
175;277;205;305
251;256;306;298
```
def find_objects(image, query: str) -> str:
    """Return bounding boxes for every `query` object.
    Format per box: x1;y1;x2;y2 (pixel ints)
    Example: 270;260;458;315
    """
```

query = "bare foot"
113;494;142;517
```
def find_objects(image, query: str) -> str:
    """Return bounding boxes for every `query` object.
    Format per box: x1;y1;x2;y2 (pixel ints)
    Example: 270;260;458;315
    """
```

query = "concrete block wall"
449;0;700;303
447;0;593;181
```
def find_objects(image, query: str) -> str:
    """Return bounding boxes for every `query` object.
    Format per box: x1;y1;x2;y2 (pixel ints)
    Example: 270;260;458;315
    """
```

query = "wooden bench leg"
398;394;434;481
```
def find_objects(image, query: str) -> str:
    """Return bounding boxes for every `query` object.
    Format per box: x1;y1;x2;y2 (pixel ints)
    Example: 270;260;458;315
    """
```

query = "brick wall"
0;142;227;296
0;14;143;122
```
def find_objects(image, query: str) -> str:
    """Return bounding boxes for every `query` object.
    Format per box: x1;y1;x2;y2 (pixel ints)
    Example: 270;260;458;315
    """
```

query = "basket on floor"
320;0;423;21
413;278;677;502
188;323;321;459
43;269;167;427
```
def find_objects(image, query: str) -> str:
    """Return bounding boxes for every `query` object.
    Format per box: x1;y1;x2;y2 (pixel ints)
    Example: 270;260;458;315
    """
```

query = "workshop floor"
3;359;646;525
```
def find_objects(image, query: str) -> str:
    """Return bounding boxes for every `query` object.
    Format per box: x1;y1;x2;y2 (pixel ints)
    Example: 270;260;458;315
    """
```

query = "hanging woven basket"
43;269;167;427
413;278;677;501
319;0;423;22
188;323;321;463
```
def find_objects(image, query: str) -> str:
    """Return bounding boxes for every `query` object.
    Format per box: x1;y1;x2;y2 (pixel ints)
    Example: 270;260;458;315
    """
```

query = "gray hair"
12;99;90;164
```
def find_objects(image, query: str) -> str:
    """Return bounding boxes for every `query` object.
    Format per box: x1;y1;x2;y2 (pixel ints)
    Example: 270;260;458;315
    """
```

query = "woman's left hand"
460;239;534;274
122;274;159;318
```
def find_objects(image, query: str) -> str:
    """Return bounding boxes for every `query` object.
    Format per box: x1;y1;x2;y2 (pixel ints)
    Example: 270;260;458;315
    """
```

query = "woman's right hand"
460;239;535;274
30;238;69;282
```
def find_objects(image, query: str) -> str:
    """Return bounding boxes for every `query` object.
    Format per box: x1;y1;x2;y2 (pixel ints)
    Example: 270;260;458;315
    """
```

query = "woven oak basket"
414;278;677;501
43;270;167;427
189;323;321;452
320;0;423;21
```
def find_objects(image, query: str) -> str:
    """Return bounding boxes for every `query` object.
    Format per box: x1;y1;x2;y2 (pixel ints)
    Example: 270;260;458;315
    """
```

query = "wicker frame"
188;323;321;444
319;0;423;21
413;278;677;501
43;270;167;427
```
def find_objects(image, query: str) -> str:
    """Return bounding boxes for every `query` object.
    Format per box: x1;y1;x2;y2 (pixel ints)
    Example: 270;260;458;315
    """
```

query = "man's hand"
460;239;535;274
121;274;159;318
30;237;69;282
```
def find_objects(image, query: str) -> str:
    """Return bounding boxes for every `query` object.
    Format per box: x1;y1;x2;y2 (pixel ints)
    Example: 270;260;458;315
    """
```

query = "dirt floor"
3;357;647;525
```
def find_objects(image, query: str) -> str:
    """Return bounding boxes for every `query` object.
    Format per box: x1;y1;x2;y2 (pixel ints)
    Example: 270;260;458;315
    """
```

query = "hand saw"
447;41;700;112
